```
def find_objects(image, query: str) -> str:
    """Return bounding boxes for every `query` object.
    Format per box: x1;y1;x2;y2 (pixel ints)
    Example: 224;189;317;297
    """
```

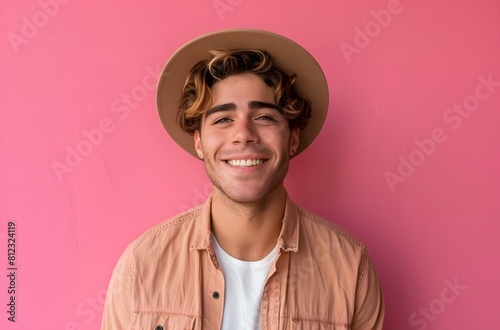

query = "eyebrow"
205;101;279;118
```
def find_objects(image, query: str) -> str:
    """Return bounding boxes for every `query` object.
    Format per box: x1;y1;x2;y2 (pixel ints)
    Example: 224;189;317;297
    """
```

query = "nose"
231;117;260;145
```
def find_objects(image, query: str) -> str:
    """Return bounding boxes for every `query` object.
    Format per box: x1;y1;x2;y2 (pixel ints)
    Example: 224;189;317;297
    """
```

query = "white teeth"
227;159;264;167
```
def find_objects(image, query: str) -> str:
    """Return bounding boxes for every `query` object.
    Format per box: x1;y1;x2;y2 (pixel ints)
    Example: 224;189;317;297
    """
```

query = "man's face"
194;73;299;204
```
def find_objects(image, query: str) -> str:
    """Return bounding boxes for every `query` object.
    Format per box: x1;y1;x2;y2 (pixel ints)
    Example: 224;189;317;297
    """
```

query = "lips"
225;159;266;167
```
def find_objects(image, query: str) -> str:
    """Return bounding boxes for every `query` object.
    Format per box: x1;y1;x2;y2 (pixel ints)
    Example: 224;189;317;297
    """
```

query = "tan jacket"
102;193;384;329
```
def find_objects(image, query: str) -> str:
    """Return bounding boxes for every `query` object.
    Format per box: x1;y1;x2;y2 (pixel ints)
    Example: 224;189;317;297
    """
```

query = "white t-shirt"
212;235;279;330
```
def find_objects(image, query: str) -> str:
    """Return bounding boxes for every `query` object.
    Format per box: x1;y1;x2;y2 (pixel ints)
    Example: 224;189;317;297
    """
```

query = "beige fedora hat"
156;28;329;158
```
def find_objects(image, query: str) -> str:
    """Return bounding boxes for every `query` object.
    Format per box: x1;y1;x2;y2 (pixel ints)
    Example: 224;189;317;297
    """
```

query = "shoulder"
297;205;366;248
109;205;206;293
295;205;378;291
296;205;368;255
124;205;203;259
139;206;202;238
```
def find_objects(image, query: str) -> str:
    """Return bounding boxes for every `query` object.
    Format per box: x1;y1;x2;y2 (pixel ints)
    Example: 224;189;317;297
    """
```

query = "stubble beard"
202;146;290;211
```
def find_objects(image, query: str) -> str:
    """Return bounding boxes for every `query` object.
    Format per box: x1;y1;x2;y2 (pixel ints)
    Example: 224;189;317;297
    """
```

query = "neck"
211;186;286;261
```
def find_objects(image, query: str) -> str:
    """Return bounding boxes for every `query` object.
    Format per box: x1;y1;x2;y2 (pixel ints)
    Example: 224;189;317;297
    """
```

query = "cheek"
261;128;290;149
200;130;226;153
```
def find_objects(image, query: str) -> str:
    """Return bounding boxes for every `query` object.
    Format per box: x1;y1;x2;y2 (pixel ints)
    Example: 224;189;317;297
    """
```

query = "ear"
194;130;204;159
289;127;300;156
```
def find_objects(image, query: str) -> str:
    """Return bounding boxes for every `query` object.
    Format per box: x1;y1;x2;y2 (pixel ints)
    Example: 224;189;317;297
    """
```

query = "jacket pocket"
131;311;199;330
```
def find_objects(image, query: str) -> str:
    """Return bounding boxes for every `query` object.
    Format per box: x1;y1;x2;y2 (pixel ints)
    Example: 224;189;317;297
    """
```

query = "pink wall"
1;0;499;329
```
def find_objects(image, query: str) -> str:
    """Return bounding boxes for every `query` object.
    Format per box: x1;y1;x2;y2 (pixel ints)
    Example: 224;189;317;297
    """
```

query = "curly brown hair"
177;49;312;134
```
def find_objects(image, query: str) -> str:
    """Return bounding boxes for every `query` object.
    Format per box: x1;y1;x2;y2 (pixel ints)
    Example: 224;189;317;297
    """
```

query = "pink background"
1;0;499;329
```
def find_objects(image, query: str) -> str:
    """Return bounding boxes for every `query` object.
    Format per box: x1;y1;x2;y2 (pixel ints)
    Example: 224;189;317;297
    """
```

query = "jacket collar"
190;191;300;253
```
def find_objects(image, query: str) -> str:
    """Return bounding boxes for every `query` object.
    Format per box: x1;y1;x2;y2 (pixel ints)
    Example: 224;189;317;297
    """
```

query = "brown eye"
213;117;232;124
256;115;276;122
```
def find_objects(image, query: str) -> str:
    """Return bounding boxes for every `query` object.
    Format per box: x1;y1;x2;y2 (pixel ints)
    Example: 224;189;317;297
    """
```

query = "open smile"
224;159;268;167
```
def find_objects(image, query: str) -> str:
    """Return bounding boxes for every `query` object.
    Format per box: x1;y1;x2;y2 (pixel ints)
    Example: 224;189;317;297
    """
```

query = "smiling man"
102;29;384;330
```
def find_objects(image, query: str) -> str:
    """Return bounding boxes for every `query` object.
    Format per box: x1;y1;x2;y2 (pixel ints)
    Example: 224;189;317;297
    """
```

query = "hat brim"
156;28;329;158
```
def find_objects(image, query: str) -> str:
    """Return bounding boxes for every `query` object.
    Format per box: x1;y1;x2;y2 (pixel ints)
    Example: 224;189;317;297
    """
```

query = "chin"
223;191;264;204
218;184;283;205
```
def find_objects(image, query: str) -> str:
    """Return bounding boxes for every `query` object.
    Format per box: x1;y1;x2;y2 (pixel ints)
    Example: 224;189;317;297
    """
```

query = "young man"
102;29;384;330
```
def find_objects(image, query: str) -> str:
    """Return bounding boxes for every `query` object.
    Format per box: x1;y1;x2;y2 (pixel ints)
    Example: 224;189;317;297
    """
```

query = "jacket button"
155;326;163;330
212;291;220;299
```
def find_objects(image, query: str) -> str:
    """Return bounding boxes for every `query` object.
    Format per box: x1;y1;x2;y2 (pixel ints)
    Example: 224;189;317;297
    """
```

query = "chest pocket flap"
131;311;199;330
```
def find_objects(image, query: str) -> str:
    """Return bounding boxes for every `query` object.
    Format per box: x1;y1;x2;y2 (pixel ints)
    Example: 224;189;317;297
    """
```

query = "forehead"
210;73;275;103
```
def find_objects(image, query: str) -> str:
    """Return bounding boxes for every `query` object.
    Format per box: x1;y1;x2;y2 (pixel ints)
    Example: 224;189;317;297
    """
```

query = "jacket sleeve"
351;250;385;330
101;248;134;330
